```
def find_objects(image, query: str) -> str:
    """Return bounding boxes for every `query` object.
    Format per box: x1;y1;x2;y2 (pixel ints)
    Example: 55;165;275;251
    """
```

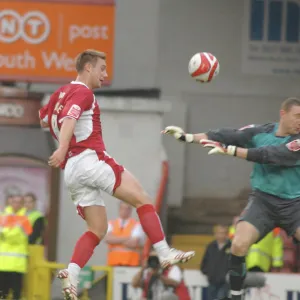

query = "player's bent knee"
84;205;108;240
89;227;107;241
86;219;108;240
231;238;251;256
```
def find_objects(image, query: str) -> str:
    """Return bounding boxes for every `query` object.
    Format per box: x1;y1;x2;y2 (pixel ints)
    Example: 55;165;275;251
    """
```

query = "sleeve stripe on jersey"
39;108;48;124
58;116;77;123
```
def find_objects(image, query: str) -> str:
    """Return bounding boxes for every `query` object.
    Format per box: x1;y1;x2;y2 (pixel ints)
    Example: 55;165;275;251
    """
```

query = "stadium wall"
31;0;298;206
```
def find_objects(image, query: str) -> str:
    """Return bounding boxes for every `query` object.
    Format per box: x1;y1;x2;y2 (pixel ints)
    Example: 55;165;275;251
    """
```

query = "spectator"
105;202;145;266
2;185;22;210
5;195;13;207
131;250;191;300
0;195;32;299
201;225;231;300
24;192;46;245
0;195;12;212
229;216;283;273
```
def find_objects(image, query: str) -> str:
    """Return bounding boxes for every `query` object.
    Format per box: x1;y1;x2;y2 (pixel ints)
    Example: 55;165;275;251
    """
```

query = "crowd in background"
104;202;284;300
200;220;285;300
0;190;291;300
0;192;45;299
105;203;190;300
103;200;290;300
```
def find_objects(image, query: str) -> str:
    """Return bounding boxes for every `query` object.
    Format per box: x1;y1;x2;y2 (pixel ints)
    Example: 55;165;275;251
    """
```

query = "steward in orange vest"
106;217;144;266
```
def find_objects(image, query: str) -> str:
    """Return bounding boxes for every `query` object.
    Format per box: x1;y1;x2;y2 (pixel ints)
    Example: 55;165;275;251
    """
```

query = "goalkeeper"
162;97;300;300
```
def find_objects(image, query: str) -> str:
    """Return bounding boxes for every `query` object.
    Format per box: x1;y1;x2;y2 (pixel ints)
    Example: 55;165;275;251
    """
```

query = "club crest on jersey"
286;139;300;152
67;104;81;119
239;124;255;131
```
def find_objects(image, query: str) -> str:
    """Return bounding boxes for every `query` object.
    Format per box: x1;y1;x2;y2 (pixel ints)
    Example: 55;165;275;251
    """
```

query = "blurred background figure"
2;185;23;210
24;192;46;245
105;202;146;267
2;195;13;212
131;250;190;300
0;195;32;300
201;225;231;300
5;196;13;207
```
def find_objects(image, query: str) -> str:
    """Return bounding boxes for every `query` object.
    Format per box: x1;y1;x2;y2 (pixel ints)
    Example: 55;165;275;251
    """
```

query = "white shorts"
64;149;124;219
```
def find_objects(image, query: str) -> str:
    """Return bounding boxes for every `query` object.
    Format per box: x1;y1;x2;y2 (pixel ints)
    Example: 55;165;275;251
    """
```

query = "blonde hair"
75;49;106;72
213;224;228;233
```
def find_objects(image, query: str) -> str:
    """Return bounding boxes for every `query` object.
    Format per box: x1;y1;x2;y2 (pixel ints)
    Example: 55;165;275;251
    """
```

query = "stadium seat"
172;234;215;246
171;234;215;269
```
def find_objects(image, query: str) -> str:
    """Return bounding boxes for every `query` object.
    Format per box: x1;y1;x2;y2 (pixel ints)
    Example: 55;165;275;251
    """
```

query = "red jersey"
39;81;106;168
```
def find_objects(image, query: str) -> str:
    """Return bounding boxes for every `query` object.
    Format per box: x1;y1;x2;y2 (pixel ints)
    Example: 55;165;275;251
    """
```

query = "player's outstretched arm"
200;139;244;157
48;118;76;167
245;140;300;167
204;125;260;147
162;124;262;148
162;126;208;143
201;138;300;167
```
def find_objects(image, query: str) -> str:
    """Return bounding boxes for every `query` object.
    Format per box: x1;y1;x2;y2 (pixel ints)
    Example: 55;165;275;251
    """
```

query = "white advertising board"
113;267;300;300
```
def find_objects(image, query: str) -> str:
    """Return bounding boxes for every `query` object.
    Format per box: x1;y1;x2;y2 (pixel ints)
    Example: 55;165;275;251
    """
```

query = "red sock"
71;231;100;268
137;204;165;244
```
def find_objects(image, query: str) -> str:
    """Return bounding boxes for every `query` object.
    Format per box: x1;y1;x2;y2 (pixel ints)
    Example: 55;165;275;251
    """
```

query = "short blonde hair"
281;97;300;112
75;49;106;72
213;224;228;233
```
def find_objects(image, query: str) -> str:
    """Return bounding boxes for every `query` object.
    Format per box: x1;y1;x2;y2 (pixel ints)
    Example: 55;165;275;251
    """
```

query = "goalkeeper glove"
200;139;237;156
162;126;194;143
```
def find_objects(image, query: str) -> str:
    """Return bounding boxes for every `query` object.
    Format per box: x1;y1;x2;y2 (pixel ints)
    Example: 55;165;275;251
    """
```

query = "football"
188;52;220;83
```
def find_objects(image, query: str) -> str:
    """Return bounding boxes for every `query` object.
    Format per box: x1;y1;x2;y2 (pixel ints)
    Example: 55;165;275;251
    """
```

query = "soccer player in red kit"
39;50;195;300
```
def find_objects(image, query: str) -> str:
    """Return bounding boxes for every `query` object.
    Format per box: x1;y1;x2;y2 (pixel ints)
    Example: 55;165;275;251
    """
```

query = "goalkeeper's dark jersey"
207;123;300;199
